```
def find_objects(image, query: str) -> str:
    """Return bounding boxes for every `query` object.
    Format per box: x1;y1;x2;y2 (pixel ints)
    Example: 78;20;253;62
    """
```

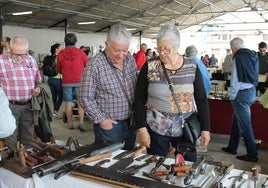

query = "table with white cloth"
0;150;268;188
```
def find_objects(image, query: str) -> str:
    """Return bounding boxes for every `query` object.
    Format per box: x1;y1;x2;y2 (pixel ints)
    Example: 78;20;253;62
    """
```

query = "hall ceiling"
0;0;268;38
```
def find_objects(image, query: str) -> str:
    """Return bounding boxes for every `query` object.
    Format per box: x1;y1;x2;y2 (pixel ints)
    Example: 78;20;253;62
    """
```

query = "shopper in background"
47;43;63;118
79;24;137;150
222;37;259;162
133;25;210;161
1;37;12;54
0;87;16;138
0;36;41;150
135;43;147;70
185;45;211;95
57;33;88;131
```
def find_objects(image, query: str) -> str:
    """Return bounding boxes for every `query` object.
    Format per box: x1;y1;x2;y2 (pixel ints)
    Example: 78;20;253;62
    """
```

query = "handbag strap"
102;51;132;107
161;62;184;119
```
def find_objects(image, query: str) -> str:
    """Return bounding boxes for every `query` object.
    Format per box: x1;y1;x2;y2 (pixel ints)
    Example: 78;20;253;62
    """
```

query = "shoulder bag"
161;62;201;144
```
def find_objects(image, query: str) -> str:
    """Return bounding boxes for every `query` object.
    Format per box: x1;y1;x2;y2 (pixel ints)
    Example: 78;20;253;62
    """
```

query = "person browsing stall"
133;25;210;161
222;37;259;162
79;24;137;150
0;36;41;150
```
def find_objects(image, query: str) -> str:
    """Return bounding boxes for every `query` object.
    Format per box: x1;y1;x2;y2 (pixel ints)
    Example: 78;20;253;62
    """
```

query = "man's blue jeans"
93;119;136;150
228;87;258;158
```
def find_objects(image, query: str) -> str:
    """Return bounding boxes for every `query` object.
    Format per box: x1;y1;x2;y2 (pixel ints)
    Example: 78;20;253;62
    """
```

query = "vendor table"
1;150;268;188
209;99;268;141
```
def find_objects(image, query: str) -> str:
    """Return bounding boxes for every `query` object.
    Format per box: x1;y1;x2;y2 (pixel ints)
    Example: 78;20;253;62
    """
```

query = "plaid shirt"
79;51;137;124
0;53;41;101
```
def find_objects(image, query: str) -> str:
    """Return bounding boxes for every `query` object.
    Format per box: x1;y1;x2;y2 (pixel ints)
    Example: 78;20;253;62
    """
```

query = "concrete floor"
50;114;268;175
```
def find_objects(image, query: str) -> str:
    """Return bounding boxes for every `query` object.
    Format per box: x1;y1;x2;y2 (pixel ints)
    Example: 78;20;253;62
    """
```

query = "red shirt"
57;46;88;84
135;50;146;70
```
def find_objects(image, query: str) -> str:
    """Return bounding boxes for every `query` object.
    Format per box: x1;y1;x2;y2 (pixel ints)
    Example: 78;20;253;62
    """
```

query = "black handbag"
161;62;201;144
183;112;201;144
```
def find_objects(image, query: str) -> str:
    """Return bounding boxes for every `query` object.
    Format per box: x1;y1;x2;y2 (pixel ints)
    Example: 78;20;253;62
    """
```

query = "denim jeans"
228;87;258;158
48;78;63;112
93;119;136;150
147;127;197;162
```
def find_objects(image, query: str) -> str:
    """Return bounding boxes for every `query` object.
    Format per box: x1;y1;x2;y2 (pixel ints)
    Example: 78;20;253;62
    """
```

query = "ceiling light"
12;11;32;16
78;21;96;25
126;28;136;31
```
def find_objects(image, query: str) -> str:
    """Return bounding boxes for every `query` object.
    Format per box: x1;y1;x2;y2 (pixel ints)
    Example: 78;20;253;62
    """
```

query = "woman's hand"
137;127;151;148
200;131;210;147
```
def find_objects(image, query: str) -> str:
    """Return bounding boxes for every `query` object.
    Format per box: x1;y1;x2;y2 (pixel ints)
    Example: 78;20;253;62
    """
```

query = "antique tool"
211;163;234;188
54;152;112;180
35;142;125;177
109;146;146;171
33;139;66;158
90;142;125;156
252;164;261;188
17;144;27;168
236;172;248;188
183;155;207;185
71;165;180;188
142;147;176;184
113;150;133;160
135;154;151;161
119;156;155;175
94;159;110;167
261;177;268;188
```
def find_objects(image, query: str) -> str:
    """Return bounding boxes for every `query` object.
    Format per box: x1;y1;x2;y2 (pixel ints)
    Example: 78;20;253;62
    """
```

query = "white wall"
3;25;140;61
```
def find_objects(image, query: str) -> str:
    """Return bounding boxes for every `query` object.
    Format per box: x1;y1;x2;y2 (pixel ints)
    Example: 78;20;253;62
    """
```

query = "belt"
9;100;30;105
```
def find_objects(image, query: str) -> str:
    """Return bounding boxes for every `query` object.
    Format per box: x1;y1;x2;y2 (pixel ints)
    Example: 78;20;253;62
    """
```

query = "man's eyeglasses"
157;47;172;54
12;53;27;63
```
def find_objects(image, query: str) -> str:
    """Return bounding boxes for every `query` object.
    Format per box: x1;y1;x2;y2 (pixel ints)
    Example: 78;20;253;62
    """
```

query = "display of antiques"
1;139;268;188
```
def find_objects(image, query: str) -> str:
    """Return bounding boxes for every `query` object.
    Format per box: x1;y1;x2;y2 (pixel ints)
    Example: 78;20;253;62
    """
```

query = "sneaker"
53;111;62;119
78;123;86;132
65;123;74;129
222;147;237;155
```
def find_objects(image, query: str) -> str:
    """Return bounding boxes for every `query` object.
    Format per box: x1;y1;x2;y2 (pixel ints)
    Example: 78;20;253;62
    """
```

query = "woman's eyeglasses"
157;47;171;54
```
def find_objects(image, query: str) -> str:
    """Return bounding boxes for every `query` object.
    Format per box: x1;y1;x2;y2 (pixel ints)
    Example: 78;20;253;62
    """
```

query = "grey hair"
11;36;29;49
107;24;132;45
230;37;245;49
185;45;198;57
156;24;180;48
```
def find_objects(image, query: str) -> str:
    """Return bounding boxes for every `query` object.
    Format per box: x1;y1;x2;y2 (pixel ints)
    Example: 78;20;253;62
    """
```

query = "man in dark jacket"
222;37;259;162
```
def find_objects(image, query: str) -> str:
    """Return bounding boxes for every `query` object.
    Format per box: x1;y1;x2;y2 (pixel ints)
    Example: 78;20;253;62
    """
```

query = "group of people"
0;23;265;163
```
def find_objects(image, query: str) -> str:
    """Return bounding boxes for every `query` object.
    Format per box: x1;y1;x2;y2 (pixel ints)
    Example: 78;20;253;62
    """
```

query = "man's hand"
33;87;40;96
138;127;151;148
99;119;118;130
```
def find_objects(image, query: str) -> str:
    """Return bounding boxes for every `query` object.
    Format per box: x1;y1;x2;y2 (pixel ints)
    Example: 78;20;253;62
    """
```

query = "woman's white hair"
156;24;180;49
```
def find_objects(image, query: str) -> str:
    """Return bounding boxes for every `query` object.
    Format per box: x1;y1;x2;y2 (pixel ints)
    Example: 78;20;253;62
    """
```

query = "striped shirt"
79;51;137;124
0;53;41;101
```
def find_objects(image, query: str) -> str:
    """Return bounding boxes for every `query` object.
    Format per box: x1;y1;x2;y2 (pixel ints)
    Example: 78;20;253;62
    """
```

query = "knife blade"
109;146;146;171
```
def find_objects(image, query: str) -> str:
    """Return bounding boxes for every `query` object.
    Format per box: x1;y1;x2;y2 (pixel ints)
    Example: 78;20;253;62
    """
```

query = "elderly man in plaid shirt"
79;24;137;150
0;36;41;152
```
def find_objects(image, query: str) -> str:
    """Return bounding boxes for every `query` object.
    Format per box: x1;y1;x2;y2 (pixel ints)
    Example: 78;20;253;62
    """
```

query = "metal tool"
54;152;112;180
237;173;249;188
109;146;146;171
252;164;261;188
262;177;268;188
183;155;206;185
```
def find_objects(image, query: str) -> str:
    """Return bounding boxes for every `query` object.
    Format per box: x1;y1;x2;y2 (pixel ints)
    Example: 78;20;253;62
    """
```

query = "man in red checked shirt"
0;36;41;151
135;43;147;71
